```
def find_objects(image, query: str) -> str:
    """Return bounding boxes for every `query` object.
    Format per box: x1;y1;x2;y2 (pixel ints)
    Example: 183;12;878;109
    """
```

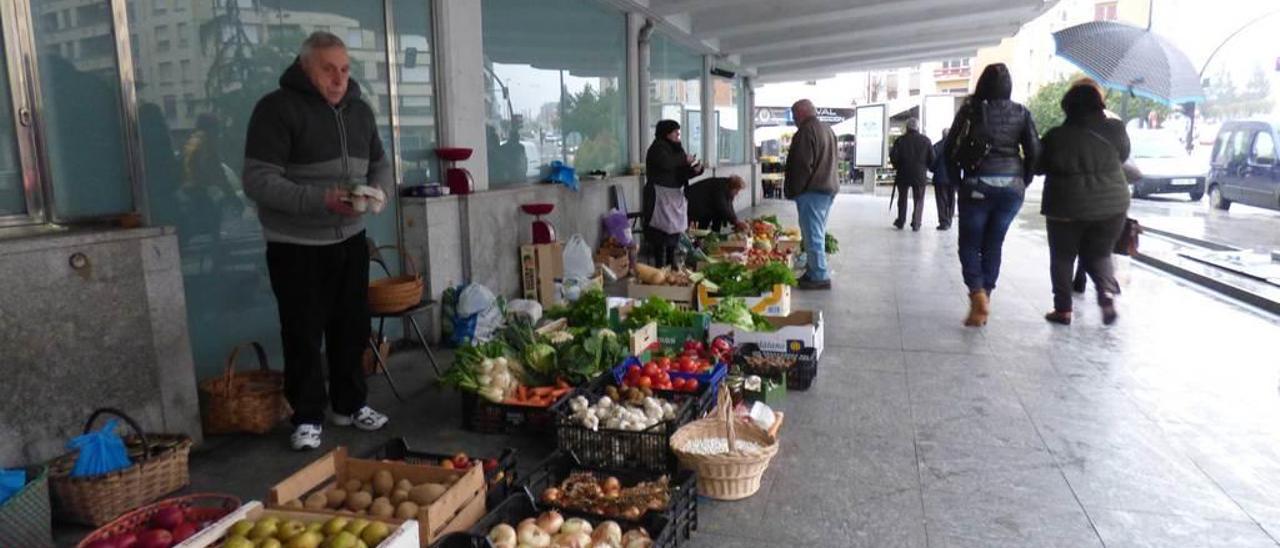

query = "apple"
84;541;116;548
344;518;371;536
482;458;499;473
323;516;351;536
285;531;323;548
258;539;283;548
171;522;198;542
222;536;254;548
135;528;173;548
114;532;138;548
277;519;307;541
248;521;278;540
228;519;255;537
360;521;391;546
151;506;185;530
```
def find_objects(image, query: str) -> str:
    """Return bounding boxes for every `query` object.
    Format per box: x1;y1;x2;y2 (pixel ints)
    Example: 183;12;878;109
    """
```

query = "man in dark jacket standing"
889;118;933;231
244;31;391;450
784;99;838;290
931;127;956;230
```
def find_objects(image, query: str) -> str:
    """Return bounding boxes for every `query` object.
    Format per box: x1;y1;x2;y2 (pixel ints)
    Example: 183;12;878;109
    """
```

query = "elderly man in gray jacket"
784;99;839;290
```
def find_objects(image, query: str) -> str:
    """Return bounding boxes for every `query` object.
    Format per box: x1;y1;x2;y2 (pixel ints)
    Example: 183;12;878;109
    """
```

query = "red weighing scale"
521;203;556;244
435;147;474;195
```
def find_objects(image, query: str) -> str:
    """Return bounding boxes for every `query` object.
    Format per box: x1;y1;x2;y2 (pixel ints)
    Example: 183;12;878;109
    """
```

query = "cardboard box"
594;253;630;278
178;501;418;548
520;243;564;309
608;302;710;350
626;279;697;306
708;309;824;358
628;321;659;358
697;284;792;317
775;238;801;255
267;447;486;546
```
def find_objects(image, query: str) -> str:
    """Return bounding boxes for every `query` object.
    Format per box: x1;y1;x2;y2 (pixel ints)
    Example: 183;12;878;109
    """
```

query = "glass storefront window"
392;0;438;186
31;0;135;219
0;22;25;218
124;0;425;377
649;33;702;157
714;75;745;164
481;0;628;187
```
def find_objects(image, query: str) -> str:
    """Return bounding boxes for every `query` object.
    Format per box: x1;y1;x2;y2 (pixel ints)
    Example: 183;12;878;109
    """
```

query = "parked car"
1127;129;1207;200
1207;120;1280;211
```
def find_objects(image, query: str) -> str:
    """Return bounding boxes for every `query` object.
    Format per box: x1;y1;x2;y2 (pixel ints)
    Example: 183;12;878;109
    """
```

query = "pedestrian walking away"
244;31;391;450
944;63;1040;326
784;99;839;290
931;128;957;230
1037;83;1131;326
643;119;704;268
889;117;934;231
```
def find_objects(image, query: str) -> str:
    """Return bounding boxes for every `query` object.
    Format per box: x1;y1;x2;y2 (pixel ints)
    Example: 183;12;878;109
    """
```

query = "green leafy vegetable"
826;232;840;254
623;297;699;329
556;328;625;384
441;340;513;391
545;289;609;329
750;262;798;294
710;297;756;331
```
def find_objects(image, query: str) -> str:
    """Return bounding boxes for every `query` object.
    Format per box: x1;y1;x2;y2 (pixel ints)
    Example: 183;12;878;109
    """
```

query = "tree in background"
1199;66;1272;121
562;84;623;173
1028;74;1172;133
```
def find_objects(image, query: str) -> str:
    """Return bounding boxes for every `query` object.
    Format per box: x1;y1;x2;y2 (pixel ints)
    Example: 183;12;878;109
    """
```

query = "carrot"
516;385;528;402
555;379;571;390
549;387;572;398
531;386;554;397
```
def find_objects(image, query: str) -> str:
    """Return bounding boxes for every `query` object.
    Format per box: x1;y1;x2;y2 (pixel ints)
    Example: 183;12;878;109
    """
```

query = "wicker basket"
48;408;193;526
0;465;53;548
369;244;424;314
669;385;778;501
76;493;240;548
199;342;290;435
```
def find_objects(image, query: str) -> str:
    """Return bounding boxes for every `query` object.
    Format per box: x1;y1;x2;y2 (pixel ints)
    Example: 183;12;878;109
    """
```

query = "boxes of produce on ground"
177;500;415;548
611;353;727;418
609;298;711;351
434;491;674;548
594;251;630;279
266;447;486;546
522;449;697;546
459;388;573;435
695;262;795;316
77;493;240;548
367;439;517;514
627;264;699;307
697;283;791;317
774;237;801;255
520;242;564;309
733;343;820;391
553;381;698;474
440;333;579;434
708;310;825;360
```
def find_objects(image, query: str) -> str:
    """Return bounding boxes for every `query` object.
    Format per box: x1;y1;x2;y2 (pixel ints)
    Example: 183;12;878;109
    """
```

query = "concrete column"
702;55;715;166
432;0;488;190
627;13;644;167
744;76;758;206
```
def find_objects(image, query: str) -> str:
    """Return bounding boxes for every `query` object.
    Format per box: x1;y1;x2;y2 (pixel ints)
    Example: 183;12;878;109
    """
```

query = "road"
1127;194;1280;252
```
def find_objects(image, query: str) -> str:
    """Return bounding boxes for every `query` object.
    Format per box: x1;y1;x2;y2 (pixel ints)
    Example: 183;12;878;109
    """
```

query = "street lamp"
1184;8;1280;153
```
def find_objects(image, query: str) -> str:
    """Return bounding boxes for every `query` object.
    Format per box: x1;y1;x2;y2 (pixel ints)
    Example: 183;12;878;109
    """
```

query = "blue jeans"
795;191;835;281
957;186;1023;293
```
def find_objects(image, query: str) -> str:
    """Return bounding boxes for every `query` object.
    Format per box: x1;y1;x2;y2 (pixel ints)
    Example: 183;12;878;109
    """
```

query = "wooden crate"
177;501;417;548
267;447;487;546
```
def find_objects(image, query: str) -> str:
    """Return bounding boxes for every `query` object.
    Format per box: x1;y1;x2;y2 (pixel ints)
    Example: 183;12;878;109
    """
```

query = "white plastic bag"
506;299;544;324
563;234;595;281
457;284;496;317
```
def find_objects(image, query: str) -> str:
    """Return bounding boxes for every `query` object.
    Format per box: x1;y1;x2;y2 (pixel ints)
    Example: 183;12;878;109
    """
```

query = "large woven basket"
76;493;241;548
48;408;193;526
669;385;778;500
369;244;424;314
0;465;53;548
199;342;290;435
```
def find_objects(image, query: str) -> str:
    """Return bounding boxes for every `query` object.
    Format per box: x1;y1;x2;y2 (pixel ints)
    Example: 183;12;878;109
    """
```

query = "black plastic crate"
734;343;819;391
551;379;698;474
434;490;675;548
367;438;518;512
521;449;697;545
459;389;571;434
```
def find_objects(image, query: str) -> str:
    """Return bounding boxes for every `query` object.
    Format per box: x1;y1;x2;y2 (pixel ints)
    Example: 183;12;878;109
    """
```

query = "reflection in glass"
482;0;627;187
128;0;412;377
31;0;134;218
0;23;25;217
392;0;438;186
714;76;745;164
649;34;702;158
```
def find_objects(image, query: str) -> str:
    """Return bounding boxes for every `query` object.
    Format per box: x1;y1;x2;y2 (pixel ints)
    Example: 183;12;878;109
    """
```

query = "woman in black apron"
643;120;703;267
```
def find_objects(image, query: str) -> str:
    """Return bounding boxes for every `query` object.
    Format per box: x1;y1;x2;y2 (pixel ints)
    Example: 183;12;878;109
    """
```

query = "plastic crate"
459;390;570;434
368;438;518;513
521;450;697;545
552;381;697;474
734;343;819;391
610;356;728;417
435;490;675;548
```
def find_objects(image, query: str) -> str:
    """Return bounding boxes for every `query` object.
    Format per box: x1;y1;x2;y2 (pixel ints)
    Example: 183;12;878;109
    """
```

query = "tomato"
637;376;652;388
656;357;672;370
677;356;695;372
642;362;661;377
627;365;642;378
685;378;699;392
656;381;673;391
655;372;671;386
671;378;686;391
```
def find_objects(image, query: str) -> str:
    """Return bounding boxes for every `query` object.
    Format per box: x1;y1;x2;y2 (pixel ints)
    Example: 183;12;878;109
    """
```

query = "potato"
369;499;394;519
346;491;373;511
408;483;447;505
324;488;347;509
344;479;362;493
303;492;328;510
395;479;413;493
391;489;410;505
395;501;419;520
372;470;395;496
282;499;303;509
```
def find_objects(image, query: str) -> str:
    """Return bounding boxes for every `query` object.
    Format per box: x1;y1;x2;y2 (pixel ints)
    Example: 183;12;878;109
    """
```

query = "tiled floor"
54;191;1280;547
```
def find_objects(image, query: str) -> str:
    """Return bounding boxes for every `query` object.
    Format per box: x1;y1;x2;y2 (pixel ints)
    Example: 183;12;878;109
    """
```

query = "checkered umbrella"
1053;21;1204;104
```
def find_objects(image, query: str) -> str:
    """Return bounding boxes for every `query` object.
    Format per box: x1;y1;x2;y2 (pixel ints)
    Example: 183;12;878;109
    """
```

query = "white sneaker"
332;406;388;431
290;424;322;451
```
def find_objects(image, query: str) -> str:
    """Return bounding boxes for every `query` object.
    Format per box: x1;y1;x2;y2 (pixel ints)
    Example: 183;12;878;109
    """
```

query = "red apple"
136;529;173;548
151;506;185;530
114;532;139;548
171;521;199;542
84;541;117;548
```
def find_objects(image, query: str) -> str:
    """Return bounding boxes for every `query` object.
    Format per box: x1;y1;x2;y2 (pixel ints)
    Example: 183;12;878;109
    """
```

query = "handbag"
948;101;992;175
1115;217;1141;256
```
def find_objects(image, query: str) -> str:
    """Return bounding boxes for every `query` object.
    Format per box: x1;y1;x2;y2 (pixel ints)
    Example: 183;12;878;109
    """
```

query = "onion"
560;517;593;536
620;506;642;520
489;523;517;545
518;519;551;547
541;487;562;504
551;531;592;548
591;521;622;546
536;510;565;535
601;477;621;493
621;528;652;548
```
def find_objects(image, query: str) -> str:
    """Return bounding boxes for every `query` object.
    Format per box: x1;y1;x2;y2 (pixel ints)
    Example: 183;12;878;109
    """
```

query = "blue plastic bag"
67;419;132;478
0;469;24;505
546;161;579;191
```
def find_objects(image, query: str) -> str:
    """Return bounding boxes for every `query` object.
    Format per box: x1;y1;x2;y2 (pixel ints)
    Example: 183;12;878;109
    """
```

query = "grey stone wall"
0;227;200;467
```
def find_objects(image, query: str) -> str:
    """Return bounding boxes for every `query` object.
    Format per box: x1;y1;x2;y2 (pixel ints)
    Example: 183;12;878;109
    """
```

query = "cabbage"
711;297;755;331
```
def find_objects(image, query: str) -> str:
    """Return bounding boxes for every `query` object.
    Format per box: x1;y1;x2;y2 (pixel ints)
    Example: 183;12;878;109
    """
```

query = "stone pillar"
433;0;488;190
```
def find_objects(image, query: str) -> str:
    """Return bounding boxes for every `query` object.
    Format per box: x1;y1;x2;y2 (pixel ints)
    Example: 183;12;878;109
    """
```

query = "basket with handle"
368;244;424;314
48;408;192;526
199;342;290;435
75;493;240;548
0;465;54;548
669;383;778;500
